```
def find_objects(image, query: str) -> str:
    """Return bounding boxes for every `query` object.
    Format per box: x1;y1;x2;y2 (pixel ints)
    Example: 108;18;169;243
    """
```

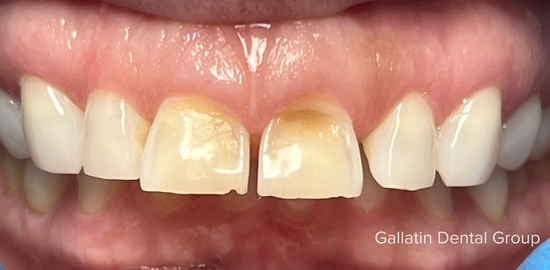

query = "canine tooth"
363;92;436;190
20;76;84;174
258;98;362;199
83;90;151;180
354;149;386;212
2;149;25;196
140;96;249;195
415;174;453;221
437;88;501;186
468;166;508;223
497;96;541;170
529;107;550;160
0;91;30;159
23;160;72;215
77;173;121;215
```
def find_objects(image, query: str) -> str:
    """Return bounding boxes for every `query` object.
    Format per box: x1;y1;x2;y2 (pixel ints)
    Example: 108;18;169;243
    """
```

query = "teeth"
20;76;84;174
0;91;30;159
1;149;25;197
363;92;436;190
415;174;453;221
216;160;259;211
529;107;550;160
354;148;386;212
497;95;541;170
467;166;508;223
23;159;72;215
436;87;501;186
77;173;121;215
83;90;151;180
257;97;362;199
140;96;249;195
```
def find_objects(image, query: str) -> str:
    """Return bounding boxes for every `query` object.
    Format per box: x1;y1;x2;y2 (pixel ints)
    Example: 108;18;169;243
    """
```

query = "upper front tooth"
0;90;30;159
83;90;151;180
497;95;541;170
437;87;501;186
529;107;550;160
140;96;249;195
20;76;84;174
23;159;72;215
257;97;363;199
363;92;436;190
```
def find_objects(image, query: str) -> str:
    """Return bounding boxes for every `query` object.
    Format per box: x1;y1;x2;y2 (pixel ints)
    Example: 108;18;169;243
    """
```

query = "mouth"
1;0;550;269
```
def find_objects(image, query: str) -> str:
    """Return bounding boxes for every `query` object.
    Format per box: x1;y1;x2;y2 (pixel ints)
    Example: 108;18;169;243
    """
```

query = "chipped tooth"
258;97;363;199
1;149;25;197
77;173;121;215
415;174;453;221
83;90;151;180
23;159;72;215
216;160;259;211
354;148;386;212
437;87;501;186
363;92;436;190
0;91;30;159
468;166;508;223
529;107;550;160
497;95;541;170
20;76;84;174
140;96;249;195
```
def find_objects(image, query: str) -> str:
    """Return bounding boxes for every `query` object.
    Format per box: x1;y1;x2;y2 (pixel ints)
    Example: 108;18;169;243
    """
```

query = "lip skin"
0;0;550;269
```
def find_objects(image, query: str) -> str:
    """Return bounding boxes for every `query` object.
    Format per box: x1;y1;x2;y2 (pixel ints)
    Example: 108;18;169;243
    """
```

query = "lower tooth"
415;174;453;221
77;173;121;215
354;149;386;213
529;107;550;160
258;97;363;199
1;149;25;197
140;96;249;195
497;95;541;170
0;91;30;159
23;160;72;215
467;166;508;223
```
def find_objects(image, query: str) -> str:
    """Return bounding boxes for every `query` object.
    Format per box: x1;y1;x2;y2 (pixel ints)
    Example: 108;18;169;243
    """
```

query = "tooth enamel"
258;98;362;199
77;173;121;215
467;166;508;223
83;90;151;180
0;91;30;159
216;160;259;211
436;87;501;186
415;174;453;221
20;76;84;174
529;107;550;160
363;92;436;190
140;96;249;195
23;160;72;215
497;95;541;170
1;149;25;197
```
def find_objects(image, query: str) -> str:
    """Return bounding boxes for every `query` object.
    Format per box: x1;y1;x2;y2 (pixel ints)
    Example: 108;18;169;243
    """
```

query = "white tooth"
415;174;453;221
77;172;121;215
258;98;363;199
0;91;30;159
497;95;541;170
20;76;84;174
468;166;508;223
529;107;550;160
23;159;72;215
83;90;151;180
363;92;436;190
140;96;249;195
437;87;501;186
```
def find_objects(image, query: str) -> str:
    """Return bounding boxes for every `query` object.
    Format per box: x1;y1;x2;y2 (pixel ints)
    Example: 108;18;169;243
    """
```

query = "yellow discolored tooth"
258;97;362;199
468;166;508;223
77;172;121;215
1;148;26;197
23;159;72;215
83;90;151;180
140;96;249;195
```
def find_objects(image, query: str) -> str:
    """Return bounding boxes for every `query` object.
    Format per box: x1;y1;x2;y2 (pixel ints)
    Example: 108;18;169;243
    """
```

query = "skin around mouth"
0;0;549;269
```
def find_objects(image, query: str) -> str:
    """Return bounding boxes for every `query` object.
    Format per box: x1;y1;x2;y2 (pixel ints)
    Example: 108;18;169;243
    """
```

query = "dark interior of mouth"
0;0;550;269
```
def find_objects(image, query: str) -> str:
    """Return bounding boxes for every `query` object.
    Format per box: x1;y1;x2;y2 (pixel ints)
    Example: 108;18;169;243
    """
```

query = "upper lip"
98;0;370;24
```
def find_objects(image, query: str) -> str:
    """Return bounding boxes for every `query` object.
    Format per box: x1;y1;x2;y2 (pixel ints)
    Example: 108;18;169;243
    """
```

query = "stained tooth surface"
529;107;550;160
140;96;249;195
23;160;72;215
83;90;151;180
415;174;453;221
0;91;30;159
363;92;436;191
258;98;362;199
497;95;541;170
436;87;501;186
468;166;508;223
21;76;84;174
77;173;121;215
2;149;25;196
